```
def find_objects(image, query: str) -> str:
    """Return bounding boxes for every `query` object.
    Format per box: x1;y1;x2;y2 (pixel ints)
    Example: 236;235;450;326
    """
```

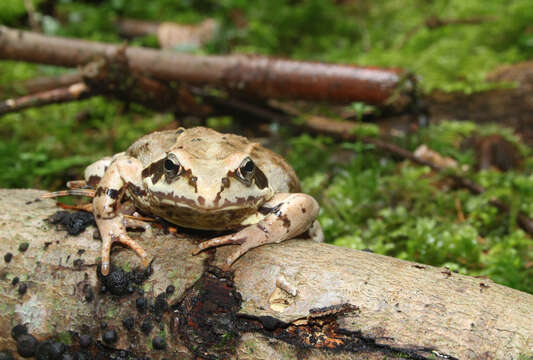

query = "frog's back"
176;127;251;160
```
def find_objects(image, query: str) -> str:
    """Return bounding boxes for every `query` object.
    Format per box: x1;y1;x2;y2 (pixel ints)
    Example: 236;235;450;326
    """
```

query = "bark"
0;26;414;109
0;189;531;360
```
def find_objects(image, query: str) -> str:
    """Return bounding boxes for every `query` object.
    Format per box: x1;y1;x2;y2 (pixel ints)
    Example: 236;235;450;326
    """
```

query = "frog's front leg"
93;155;149;275
194;193;320;269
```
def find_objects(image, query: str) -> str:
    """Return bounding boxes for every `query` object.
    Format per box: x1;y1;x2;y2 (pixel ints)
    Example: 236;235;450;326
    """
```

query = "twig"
6;72;82;96
0;26;414;109
0;82;91;115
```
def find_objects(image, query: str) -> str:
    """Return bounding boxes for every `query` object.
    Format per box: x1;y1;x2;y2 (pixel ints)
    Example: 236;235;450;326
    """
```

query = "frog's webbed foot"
194;193;319;270
98;216;150;275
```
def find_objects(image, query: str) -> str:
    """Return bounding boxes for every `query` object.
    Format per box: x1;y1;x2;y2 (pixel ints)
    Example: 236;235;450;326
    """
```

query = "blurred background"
1;0;533;294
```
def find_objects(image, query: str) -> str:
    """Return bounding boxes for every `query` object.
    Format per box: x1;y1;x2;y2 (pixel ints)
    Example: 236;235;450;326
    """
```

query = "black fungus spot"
16;334;39;358
97;264;152;298
11;277;19;286
140;320;153;335
35;340;55;360
152;336;166;350
4;252;13;263
0;350;14;360
49;342;65;358
104;269;128;296
18;243;29;252
43;242;52;250
77;249;85;256
122;316;134;331
18;283;27;295
79;334;92;348
47;211;95;236
136;297;147;312
102;330;117;345
11;324;28;340
165;285;175;295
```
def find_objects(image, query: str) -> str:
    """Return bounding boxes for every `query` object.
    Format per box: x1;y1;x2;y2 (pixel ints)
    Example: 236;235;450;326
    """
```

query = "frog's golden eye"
236;157;256;185
164;154;183;178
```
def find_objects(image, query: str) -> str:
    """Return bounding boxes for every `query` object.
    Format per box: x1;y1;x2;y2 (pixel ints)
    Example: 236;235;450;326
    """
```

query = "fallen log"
0;26;414;109
0;189;531;359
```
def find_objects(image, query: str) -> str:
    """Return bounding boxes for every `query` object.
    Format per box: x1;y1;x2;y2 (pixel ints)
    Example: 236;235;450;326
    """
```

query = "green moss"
289;122;533;293
57;331;73;345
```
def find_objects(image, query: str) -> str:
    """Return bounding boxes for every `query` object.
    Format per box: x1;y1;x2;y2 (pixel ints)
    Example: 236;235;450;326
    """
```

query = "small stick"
0;83;90;115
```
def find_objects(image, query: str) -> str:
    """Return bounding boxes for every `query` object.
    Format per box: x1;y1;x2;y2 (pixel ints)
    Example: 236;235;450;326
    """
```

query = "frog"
85;126;322;275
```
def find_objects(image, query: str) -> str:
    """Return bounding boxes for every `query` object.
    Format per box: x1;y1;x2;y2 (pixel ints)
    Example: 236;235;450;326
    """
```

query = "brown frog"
84;127;322;275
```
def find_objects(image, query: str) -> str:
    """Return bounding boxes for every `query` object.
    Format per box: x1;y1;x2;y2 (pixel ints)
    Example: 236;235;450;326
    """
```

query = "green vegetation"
288;122;533;293
1;0;532;293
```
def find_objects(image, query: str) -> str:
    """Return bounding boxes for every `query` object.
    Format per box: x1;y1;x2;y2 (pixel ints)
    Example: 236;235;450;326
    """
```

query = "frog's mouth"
148;190;264;212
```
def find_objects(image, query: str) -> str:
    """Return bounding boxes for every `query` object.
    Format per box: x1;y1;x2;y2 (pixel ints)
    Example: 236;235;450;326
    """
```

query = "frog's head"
141;127;274;212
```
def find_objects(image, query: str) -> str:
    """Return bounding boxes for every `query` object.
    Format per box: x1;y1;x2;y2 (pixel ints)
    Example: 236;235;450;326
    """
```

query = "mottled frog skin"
85;127;321;275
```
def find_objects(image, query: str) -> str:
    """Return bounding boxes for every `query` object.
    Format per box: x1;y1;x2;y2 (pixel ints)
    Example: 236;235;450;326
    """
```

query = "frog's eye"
164;154;183;178
236;157;256;185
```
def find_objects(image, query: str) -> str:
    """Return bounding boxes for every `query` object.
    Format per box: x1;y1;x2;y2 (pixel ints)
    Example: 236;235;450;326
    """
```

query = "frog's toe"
193;234;246;255
117;233;150;268
100;235;113;276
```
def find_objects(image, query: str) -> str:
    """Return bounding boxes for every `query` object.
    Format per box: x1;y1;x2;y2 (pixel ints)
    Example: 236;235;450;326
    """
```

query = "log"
0;26;414;109
0;189;532;359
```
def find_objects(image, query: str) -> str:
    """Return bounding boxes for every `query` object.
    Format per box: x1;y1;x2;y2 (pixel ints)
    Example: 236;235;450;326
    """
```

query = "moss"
57;331;73;345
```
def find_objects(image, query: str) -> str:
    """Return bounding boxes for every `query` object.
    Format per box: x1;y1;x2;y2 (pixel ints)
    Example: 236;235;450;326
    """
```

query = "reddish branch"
0;26;414;109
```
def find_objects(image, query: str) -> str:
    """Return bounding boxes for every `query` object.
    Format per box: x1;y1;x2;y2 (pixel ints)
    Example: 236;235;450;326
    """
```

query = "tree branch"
0;26;414;109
